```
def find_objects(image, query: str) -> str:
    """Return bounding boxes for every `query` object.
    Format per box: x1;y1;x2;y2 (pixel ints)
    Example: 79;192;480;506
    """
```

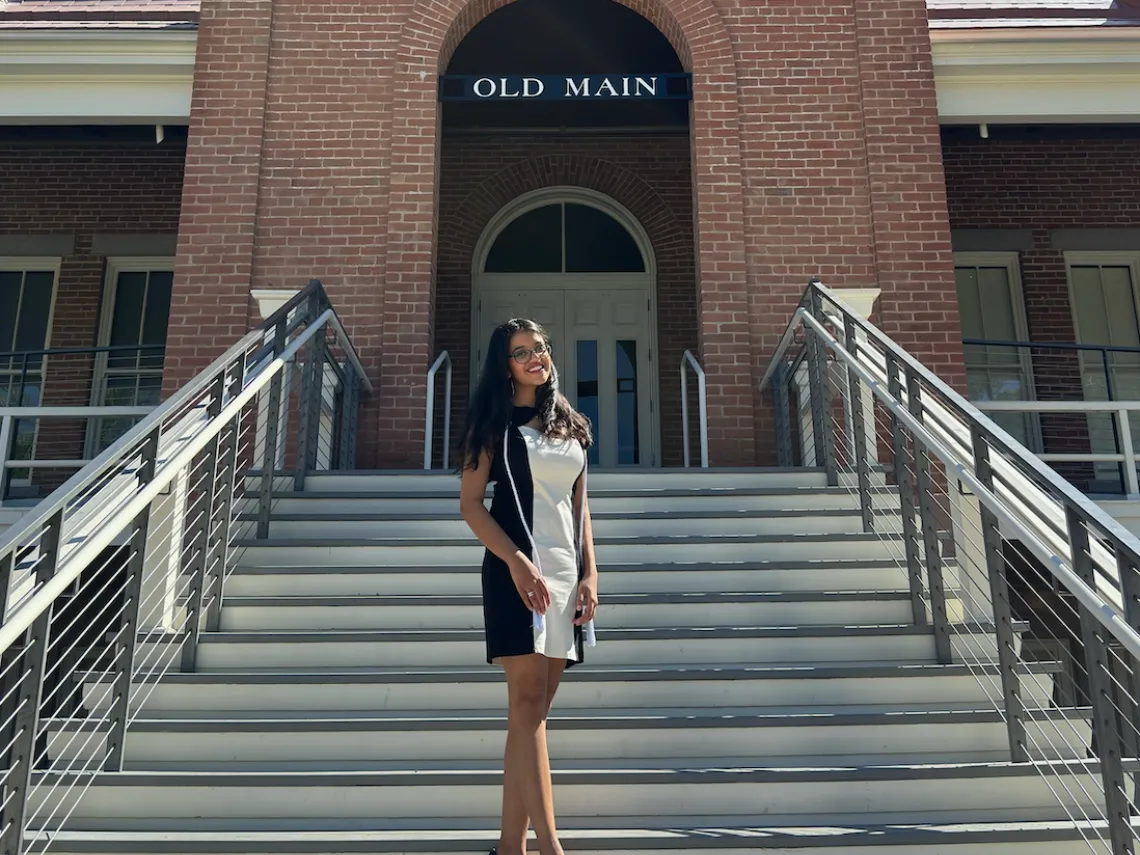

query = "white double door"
475;282;656;467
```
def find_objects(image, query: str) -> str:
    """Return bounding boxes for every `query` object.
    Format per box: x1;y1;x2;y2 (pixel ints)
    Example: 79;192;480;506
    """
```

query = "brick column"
163;0;273;396
854;0;964;389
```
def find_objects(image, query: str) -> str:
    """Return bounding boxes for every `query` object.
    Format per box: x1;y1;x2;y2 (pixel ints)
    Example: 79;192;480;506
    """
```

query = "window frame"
1065;251;1140;348
954;250;1041;450
88;256;175;456
0;257;62;489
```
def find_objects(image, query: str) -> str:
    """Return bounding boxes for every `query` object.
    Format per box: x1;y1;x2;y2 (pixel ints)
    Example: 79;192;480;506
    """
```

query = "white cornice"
0;27;1137;125
0;30;196;123
931;30;1140;123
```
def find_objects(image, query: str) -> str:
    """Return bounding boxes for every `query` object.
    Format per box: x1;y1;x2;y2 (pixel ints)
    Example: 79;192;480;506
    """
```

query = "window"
90;259;174;453
483;202;645;274
1067;251;1140;488
954;252;1038;449
0;259;59;485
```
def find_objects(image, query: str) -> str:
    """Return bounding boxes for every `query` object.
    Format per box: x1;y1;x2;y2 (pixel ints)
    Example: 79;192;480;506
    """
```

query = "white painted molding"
1;28;1138;124
931;32;1140;123
0;31;196;123
251;288;302;320
824;288;881;322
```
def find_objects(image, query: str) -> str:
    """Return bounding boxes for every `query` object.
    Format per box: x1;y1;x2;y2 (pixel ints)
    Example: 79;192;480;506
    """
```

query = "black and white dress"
481;406;593;666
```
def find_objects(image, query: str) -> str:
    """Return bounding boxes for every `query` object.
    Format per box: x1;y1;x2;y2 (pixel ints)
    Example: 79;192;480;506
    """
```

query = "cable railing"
961;337;1140;496
762;279;1140;854
0;278;370;855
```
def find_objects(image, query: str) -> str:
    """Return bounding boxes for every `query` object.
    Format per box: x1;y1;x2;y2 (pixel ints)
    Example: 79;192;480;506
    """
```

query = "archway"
472;188;659;467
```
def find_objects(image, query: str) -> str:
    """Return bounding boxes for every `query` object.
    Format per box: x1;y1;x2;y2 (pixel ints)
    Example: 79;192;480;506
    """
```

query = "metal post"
1115;551;1140;807
887;354;926;627
971;426;1027;762
179;376;223;673
337;366;356;471
0;509;62;855
1068;505;1134;854
844;316;874;532
294;298;325;491
772;360;793;468
806;287;838;486
1117;410;1140;498
906;367;952;664
342;372;360;471
257;320;287;539
104;428;158;772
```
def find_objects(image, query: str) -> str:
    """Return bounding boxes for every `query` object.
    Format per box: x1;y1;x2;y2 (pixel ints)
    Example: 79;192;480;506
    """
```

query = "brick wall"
0;141;185;492
436;132;696;466
944;132;1140;489
169;0;959;468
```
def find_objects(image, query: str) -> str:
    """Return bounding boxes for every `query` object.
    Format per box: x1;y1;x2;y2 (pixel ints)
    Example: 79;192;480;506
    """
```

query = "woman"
457;319;599;855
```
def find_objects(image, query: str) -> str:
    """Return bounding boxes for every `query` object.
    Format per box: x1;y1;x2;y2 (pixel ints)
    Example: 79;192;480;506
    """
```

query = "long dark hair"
457;318;593;471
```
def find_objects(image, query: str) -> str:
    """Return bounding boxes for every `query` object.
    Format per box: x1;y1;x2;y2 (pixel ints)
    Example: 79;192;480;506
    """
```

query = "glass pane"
616;339;640;465
141;271;173;370
0;272;21;354
108;271;147;368
135;375;162;407
15;271;54;365
565;204;645;273
576;340;600;466
102;376;139;406
484;204;563;273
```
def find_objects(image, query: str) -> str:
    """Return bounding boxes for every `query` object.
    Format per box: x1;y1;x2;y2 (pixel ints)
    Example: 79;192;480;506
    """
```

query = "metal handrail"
962;338;1140;356
425;351;453;470
974;399;1140;497
681;350;708;468
0;278;371;853
765;278;1140;850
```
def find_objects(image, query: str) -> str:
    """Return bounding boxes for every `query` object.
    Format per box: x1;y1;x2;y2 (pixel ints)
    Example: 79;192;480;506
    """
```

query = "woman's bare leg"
498;656;568;855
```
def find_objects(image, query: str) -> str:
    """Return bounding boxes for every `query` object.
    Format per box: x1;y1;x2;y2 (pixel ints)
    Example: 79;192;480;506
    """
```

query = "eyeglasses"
510;343;551;364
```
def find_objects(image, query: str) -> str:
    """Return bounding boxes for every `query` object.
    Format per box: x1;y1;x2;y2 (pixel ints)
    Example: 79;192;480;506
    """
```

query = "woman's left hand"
575;575;598;625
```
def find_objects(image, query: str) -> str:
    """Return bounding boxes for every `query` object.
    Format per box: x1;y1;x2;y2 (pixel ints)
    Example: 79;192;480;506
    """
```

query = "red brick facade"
0;141;186;487
164;0;962;468
436;133;696;465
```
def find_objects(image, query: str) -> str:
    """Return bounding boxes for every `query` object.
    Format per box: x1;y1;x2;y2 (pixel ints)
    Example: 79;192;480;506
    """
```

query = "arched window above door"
483;202;646;274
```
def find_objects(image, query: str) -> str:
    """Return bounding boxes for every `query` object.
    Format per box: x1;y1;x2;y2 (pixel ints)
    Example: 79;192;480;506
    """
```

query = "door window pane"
616;340;640;465
484;204;563;273
565;204;644;273
576;340;600;466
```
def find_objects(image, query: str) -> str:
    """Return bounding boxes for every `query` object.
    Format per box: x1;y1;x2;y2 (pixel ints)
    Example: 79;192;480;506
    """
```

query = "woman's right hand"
508;553;550;614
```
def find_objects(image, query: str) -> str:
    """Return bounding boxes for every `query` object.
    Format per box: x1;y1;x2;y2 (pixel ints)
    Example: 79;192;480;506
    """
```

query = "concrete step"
46;707;1091;768
290;468;831;494
137;623;1011;670
250;508;891;539
223;559;928;597
30;819;1116;854
217;591;937;632
254;485;898;515
81;662;1061;714
231;532;906;567
27;761;1105;826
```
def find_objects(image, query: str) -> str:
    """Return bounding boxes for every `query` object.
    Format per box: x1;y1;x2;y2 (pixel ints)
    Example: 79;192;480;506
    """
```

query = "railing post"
1067;505;1134;854
0;509;62;855
971;426;1027;762
0;415;12;504
886;354;926;627
179;375;224;674
905;367;952;664
844;316;874;532
257;320;288;539
1117;410;1139;498
337;366;359;471
203;361;244;633
295;297;325;491
806;287;838;486
104;428;159;772
772;360;793;468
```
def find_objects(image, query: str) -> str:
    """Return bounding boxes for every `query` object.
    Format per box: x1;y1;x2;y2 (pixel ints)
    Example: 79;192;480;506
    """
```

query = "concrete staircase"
41;469;1098;853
